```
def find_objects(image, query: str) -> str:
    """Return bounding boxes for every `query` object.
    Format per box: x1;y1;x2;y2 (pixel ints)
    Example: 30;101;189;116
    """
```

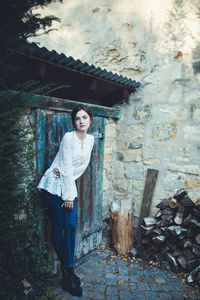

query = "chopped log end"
143;217;157;227
173;188;188;201
195;234;200;245
156;199;169;210
180;195;194;207
168;197;179;209
174;212;183;225
152;235;166;243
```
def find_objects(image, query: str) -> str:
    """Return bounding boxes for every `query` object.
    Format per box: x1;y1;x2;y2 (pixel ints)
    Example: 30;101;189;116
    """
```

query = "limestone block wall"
32;0;200;238
115;63;200;228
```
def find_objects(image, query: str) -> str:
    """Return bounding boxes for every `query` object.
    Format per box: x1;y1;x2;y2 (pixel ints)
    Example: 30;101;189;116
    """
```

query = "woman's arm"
59;133;77;202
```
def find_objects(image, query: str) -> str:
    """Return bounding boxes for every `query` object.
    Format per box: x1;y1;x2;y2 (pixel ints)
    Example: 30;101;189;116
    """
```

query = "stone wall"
32;0;200;242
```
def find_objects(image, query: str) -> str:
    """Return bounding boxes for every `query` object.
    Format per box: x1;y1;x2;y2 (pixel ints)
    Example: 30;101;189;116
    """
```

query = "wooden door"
35;108;105;268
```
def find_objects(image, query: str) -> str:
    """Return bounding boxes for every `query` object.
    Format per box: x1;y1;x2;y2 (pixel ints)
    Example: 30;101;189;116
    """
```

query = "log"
182;214;192;227
196;204;200;211
152;228;163;236
192;207;200;218
177;256;187;269
173;249;183;257
190;218;200;230
161;214;174;225
168;197;179;209
188;266;200;283
143;217;157;227
162;207;175;215
173;189;188;201
195;234;200;244
180;239;192;249
152;235;166;243
155;210;162;219
168;225;186;236
187;259;199;272
166;253;179;272
136;168;159;243
174;212;183;225
111;198;133;254
178;203;185;213
180;195;194;208
192;244;200;257
156;199;169;210
183;248;195;260
141;224;155;235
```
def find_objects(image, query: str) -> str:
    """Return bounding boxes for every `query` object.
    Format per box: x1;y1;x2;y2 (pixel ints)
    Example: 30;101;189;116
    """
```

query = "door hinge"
82;225;102;239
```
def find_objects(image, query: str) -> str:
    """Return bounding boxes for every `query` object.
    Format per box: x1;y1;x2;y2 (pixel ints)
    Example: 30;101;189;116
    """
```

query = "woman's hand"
62;200;73;209
53;168;60;178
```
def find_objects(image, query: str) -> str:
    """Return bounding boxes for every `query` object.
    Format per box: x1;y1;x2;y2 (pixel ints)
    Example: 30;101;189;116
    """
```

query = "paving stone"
82;283;94;291
143;269;152;276
131;290;146;300
118;284;129;291
149;283;163;291
105;273;117;280
129;274;140;282
159;292;184;299
106;286;118;296
94;284;106;293
137;282;151;291
145;291;161;300
129;283;137;292
105;265;116;273
139;275;154;283
117;275;129;282
106;295;119;300
118;268;129;275
119;290;132;300
106;279;118;286
155;277;167;284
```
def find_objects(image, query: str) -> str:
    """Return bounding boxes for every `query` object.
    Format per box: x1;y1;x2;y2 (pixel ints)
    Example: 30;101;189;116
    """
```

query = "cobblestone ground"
53;248;200;300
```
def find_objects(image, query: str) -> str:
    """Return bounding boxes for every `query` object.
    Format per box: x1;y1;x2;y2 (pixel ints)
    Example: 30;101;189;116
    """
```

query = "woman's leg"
63;199;76;268
43;190;65;265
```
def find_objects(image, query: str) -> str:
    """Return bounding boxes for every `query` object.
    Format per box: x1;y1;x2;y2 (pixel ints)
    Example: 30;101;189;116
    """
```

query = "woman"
37;105;94;297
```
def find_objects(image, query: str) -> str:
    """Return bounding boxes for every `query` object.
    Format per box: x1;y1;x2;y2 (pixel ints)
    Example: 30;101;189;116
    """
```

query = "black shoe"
62;267;81;286
62;270;82;297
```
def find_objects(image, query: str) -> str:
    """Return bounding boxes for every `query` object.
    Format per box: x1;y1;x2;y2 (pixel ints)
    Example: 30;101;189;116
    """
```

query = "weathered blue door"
36;107;105;268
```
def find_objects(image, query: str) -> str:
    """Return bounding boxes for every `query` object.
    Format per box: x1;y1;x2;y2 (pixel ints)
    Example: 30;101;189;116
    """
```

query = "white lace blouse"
37;131;94;201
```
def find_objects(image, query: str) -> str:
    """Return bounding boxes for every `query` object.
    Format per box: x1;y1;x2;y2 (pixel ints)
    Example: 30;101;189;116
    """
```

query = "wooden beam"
8;91;121;119
136;168;159;244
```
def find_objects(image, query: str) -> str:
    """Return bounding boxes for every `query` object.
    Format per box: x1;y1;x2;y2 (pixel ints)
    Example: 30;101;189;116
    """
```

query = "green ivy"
0;89;60;300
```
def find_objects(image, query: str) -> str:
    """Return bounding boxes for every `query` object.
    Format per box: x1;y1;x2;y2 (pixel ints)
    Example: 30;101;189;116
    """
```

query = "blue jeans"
43;190;76;268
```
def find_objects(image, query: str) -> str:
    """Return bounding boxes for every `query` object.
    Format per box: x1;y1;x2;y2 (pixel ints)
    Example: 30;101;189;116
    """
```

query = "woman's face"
75;109;91;133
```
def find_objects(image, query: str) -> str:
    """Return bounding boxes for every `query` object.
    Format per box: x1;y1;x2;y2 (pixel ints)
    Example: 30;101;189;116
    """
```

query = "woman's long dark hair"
71;104;93;128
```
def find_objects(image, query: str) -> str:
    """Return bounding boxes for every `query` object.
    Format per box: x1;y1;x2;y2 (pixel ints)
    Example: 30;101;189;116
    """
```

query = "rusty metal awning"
10;43;140;106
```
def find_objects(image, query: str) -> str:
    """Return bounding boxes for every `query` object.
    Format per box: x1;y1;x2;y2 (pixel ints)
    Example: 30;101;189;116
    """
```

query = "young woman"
37;105;94;297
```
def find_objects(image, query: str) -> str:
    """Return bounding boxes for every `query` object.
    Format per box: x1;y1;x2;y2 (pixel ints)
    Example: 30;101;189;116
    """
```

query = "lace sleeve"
59;133;76;201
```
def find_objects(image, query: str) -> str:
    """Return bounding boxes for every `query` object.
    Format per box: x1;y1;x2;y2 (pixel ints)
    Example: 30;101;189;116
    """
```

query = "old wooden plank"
9;91;121;119
136;168;159;243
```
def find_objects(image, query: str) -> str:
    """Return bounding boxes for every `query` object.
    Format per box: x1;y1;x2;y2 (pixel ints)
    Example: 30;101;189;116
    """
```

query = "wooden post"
111;198;133;254
136;168;159;244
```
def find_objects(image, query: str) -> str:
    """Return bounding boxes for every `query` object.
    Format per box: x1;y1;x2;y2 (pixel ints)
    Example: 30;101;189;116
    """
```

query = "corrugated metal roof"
22;43;140;89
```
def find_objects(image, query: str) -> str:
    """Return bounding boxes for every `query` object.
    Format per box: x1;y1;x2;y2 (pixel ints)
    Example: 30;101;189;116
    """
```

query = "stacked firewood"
137;189;200;285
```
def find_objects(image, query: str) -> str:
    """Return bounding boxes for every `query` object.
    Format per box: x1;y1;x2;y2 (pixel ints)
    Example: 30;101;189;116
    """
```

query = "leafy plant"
0;0;63;299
